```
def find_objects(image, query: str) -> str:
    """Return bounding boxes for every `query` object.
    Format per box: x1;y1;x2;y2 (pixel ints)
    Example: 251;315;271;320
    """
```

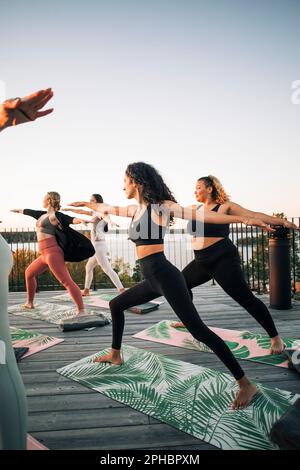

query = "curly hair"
198;175;230;205
47;191;61;211
126;162;177;221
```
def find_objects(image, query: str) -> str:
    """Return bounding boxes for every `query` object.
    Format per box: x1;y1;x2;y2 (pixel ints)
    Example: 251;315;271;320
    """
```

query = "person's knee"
25;267;33;279
109;296;124;315
101;267;111;276
237;292;257;309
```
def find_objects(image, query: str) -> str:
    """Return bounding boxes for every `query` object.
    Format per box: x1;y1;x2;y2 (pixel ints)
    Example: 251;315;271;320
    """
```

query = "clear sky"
0;0;299;228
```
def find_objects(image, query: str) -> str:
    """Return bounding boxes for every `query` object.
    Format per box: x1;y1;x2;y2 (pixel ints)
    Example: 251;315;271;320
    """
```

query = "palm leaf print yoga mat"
57;345;299;450
10;326;63;358
133;320;300;368
8;302;110;324
53;292;163;314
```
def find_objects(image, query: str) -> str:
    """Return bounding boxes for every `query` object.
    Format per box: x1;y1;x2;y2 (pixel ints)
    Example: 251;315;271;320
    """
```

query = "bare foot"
93;350;123;365
170;321;185;328
270;336;285;355
81;289;90;296
232;379;258;410
77;309;87;316
23;302;34;309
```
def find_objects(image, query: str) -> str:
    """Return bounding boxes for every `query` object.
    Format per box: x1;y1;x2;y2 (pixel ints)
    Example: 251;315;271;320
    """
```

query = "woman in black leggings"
68;162;274;409
173;175;298;354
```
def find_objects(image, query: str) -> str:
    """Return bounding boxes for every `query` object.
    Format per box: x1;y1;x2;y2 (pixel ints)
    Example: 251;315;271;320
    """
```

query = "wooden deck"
8;285;300;450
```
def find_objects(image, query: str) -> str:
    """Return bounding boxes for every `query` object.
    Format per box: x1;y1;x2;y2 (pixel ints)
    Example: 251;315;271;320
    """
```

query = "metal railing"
1;220;299;293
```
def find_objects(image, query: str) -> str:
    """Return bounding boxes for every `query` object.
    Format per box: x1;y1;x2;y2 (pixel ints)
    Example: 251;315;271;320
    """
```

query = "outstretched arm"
165;201;274;232
61;208;93;216
67;201;137;218
72;218;90;225
0;88;54;132
102;214;120;228
228;202;299;230
10;209;24;214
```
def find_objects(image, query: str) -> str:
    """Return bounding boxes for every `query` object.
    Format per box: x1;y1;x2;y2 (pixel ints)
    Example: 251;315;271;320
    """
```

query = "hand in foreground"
0;88;53;130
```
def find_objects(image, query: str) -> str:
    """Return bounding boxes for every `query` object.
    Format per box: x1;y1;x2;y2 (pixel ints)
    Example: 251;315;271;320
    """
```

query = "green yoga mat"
57;345;299;450
133;320;300;368
8;302;110;325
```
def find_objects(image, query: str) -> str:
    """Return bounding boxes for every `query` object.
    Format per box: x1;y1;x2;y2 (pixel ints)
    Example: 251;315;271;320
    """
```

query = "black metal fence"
1;220;300;294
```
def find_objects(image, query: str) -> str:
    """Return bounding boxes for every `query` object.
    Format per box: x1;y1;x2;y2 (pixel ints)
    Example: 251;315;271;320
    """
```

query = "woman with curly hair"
67;162;277;409
172;175;297;355
11;192;89;315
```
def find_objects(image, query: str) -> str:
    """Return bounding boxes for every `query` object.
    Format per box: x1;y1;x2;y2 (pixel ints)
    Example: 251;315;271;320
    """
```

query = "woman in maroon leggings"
11;192;88;315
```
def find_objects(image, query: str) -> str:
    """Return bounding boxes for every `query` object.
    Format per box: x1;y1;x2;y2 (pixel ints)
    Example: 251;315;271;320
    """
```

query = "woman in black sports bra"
68;162;276;409
173;175;297;355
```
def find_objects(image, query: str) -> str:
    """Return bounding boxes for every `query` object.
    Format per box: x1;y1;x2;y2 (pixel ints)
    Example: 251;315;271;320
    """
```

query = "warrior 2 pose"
67;162;275;409
172;175;298;355
11;192;89;315
63;193;125;295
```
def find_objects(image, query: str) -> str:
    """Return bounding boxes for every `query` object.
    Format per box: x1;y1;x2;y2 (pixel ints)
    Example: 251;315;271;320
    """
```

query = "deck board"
8;284;300;450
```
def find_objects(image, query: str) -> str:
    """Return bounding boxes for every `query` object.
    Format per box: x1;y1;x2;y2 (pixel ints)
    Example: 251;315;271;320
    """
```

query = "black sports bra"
186;204;230;238
128;204;167;246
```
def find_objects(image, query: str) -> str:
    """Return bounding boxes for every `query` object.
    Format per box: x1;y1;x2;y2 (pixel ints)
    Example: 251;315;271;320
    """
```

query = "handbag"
55;223;95;262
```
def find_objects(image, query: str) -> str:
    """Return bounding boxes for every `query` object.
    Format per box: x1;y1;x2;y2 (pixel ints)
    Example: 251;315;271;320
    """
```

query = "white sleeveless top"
90;211;108;242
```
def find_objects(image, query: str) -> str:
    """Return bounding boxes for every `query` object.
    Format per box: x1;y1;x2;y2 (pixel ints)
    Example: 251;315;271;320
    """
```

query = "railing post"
268;225;292;310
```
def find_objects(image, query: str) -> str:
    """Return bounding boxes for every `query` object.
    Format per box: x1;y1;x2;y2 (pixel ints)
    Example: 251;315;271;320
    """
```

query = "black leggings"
109;252;245;381
182;238;278;338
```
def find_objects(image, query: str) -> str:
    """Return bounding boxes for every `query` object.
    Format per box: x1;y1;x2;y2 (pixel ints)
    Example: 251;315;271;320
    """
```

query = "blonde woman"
63;193;125;295
173;175;298;355
11;192;88;314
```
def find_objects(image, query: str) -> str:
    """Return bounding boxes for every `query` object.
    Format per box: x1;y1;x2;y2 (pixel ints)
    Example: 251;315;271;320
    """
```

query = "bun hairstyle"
198;175;230;205
47;191;61;211
92;193;108;232
92;194;104;203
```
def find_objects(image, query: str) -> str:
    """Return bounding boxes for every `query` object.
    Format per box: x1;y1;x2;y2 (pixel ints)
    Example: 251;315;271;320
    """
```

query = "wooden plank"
7;287;300;451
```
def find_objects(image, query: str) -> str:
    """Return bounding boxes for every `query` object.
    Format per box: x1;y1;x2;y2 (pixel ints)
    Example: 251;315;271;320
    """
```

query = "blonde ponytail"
47;191;61;211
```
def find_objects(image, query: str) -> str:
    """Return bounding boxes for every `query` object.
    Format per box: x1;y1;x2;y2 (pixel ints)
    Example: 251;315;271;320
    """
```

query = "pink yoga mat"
27;435;48;450
133;320;300;368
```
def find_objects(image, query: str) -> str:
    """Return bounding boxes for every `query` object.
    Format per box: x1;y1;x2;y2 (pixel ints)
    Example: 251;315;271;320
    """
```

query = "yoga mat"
57;345;299;450
10;326;64;358
8;301;111;325
27;434;48;450
53;291;163;313
133;320;300;368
